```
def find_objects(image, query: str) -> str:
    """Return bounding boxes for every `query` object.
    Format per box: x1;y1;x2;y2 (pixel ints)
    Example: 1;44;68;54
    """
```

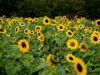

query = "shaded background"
0;0;100;19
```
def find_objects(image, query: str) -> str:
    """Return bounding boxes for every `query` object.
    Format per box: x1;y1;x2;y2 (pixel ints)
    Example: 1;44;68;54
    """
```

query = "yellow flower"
47;54;59;67
74;57;87;75
96;19;100;26
37;33;45;42
15;26;19;33
66;39;78;50
24;28;30;35
43;16;51;25
0;28;7;34
19;22;25;26
35;26;42;32
79;43;88;52
18;39;29;53
57;24;65;32
90;33;100;44
66;30;74;38
66;53;76;63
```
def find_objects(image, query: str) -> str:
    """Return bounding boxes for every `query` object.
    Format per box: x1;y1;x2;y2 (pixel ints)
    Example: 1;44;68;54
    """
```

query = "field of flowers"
0;15;100;75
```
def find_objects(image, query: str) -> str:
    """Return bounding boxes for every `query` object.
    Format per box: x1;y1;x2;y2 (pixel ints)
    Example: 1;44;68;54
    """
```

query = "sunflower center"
45;19;49;23
69;57;73;60
16;28;18;31
70;42;75;47
81;45;87;50
60;26;63;29
68;32;72;35
36;27;40;30
25;30;28;32
77;63;83;72
93;36;98;41
97;21;100;25
22;42;26;48
0;28;4;32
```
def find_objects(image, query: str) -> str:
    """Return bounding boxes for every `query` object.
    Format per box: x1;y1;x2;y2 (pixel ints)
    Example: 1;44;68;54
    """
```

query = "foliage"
0;15;100;75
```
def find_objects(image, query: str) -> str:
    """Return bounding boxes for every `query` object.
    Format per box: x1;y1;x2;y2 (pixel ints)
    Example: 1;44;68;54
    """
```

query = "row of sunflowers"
0;15;100;75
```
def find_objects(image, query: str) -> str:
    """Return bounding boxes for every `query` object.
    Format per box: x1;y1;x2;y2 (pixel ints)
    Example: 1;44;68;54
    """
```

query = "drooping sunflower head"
57;24;65;32
66;39;78;50
37;33;45;42
90;33;100;44
79;43;88;52
35;26;42;32
0;28;7;34
96;19;100;26
66;53;76;63
43;16;51;25
66;30;74;38
47;54;59;67
18;39;29;53
74;57;87;75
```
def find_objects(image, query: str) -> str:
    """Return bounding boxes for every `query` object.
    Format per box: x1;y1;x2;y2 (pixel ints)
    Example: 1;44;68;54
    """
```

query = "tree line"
0;0;100;19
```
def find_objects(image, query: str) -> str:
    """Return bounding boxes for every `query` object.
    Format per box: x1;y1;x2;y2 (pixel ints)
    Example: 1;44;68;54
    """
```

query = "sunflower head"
43;16;51;25
37;33;45;42
18;39;29;53
79;43;88;52
57;24;65;32
66;39;78;50
35;26;42;32
74;57;87;75
15;26;19;33
96;19;100;26
90;33;100;44
66;53;76;63
24;28;30;35
66;30;74;38
47;54;59;67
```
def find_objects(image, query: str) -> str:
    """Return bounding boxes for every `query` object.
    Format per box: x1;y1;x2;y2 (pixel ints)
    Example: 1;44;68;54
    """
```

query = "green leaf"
29;58;47;75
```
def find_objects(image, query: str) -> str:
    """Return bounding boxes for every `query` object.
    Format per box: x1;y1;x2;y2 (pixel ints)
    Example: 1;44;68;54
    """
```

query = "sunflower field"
0;15;100;75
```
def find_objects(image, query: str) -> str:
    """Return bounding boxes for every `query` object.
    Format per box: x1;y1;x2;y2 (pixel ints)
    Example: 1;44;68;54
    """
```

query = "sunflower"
92;31;100;36
37;33;45;42
12;37;16;43
74;58;87;75
0;28;7;34
96;19;100;26
66;53;76;63
57;24;65;32
18;39;29;53
24;28;30;35
15;26;19;33
47;54;59;67
19;22;25;26
90;33;100;44
66;30;74;38
66;39;78;50
30;30;34;35
43;16;51;25
79;43;88;52
35;26;42;32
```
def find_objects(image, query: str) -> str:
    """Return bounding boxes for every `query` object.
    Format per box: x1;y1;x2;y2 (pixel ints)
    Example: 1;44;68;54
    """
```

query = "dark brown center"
68;32;72;35
60;26;63;29
70;42;75;47
97;21;100;25
93;36;98;41
22;42;26;48
81;44;87;50
69;57;73;60
45;19;49;23
77;63;83;72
